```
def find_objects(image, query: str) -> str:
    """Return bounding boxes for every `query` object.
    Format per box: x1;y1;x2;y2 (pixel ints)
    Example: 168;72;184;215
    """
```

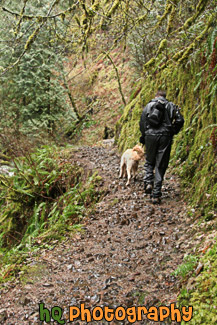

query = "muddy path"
0;144;193;324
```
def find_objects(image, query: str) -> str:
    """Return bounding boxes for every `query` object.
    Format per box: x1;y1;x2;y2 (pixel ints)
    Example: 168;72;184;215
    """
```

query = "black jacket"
139;96;184;138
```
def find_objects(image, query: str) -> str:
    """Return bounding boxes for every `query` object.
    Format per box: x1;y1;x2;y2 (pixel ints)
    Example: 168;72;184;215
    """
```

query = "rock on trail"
0;145;193;324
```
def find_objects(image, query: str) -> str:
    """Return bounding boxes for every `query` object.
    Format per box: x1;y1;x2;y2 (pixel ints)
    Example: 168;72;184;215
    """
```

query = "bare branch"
104;52;126;106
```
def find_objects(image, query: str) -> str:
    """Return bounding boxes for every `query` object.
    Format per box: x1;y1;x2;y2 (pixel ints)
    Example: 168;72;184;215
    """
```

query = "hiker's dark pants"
144;135;172;198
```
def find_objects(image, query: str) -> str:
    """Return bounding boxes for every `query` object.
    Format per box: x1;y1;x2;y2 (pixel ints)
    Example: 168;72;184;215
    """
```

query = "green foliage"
0;25;74;140
172;255;198;278
0;1;79;146
178;243;217;324
0;145;102;280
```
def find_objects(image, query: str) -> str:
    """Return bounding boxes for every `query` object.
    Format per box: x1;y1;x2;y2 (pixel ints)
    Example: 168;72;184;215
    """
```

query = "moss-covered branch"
171;0;210;35
135;1;153;25
152;0;173;32
166;4;176;34
178;14;214;64
106;0;121;18
15;0;29;36
143;38;167;71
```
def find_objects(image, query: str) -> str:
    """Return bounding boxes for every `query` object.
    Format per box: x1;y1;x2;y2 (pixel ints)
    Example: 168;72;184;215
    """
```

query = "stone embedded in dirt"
90;294;101;304
122;258;130;262
66;264;73;270
42;283;54;287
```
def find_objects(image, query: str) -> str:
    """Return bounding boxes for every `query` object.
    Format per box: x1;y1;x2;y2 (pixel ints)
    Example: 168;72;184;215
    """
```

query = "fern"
194;71;203;92
0;145;102;251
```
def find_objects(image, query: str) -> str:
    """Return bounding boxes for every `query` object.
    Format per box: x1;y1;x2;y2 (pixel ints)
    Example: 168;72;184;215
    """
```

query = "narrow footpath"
1;145;194;324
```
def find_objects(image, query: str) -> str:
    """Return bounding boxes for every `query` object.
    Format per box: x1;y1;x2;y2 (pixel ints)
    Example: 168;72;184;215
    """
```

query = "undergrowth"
172;255;198;279
178;242;217;324
0;145;102;282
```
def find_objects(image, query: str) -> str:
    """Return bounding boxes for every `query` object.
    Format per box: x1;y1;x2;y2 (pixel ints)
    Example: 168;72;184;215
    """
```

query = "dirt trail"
0;144;193;324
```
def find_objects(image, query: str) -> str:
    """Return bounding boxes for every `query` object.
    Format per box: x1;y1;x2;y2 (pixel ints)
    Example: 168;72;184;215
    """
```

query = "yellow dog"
119;145;144;186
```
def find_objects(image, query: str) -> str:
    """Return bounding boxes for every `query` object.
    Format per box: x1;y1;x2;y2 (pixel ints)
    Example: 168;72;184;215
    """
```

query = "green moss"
154;2;173;30
178;243;217;324
157;39;167;54
116;81;156;151
116;48;216;212
143;57;156;70
166;5;176;34
178;14;214;64
24;26;40;51
106;0;121;18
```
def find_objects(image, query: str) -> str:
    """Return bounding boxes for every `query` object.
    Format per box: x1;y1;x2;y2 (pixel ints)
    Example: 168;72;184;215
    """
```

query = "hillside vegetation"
117;37;217;214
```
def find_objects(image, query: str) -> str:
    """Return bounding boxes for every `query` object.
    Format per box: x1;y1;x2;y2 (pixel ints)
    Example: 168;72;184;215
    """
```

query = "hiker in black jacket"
139;90;184;204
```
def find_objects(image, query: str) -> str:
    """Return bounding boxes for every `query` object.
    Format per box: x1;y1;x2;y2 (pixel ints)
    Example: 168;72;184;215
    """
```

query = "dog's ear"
132;145;139;152
133;145;144;155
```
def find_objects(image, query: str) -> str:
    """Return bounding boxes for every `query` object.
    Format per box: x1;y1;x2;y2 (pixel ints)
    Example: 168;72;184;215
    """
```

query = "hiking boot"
145;183;153;194
152;197;161;204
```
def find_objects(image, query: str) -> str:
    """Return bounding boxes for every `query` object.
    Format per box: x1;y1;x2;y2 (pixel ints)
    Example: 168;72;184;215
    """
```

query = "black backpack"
147;99;165;127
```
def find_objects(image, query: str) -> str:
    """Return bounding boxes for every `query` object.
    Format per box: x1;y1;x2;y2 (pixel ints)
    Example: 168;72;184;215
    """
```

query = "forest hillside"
0;0;216;324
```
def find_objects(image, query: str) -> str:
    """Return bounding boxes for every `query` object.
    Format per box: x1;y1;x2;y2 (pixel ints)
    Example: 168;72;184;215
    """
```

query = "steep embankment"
1;144;197;324
115;34;217;324
116;50;217;215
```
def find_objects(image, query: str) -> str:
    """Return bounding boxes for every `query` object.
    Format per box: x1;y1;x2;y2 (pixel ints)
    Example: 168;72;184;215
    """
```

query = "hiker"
139;90;184;204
